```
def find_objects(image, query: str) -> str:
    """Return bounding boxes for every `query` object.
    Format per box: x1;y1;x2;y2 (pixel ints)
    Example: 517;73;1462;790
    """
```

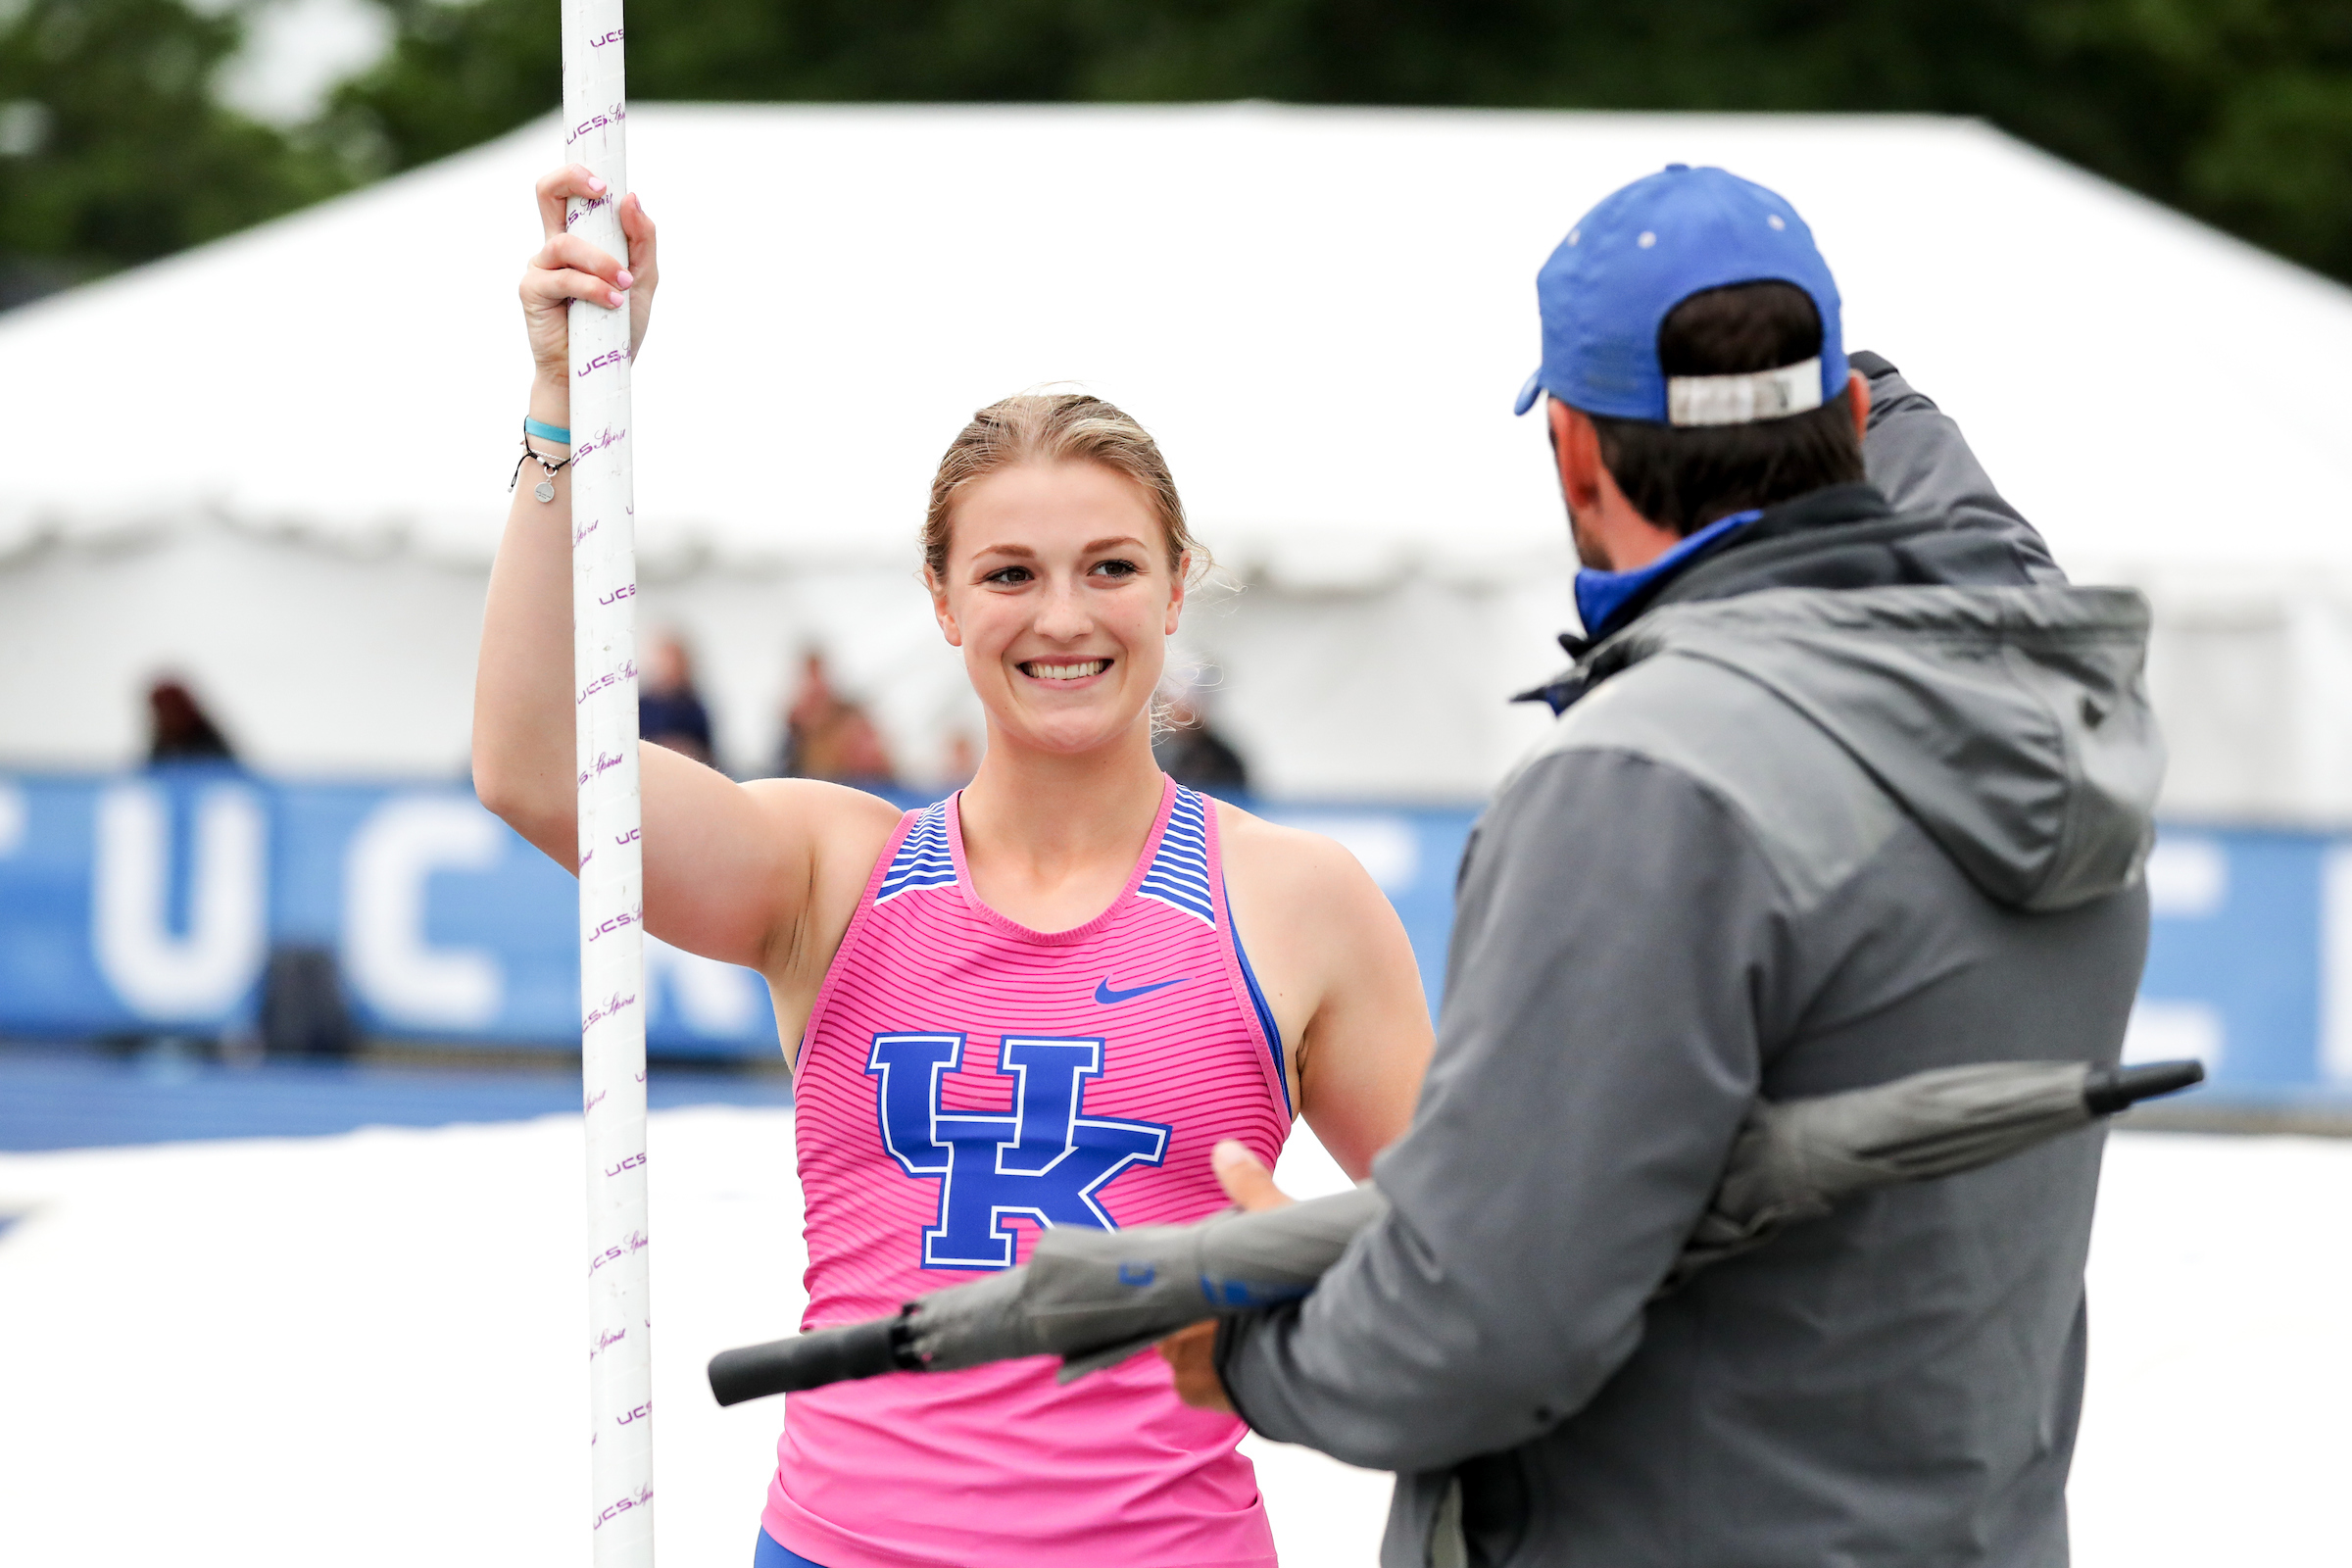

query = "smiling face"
928;460;1186;760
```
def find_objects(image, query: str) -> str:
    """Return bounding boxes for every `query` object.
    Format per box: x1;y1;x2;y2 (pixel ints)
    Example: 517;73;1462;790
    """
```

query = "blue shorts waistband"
755;1528;830;1568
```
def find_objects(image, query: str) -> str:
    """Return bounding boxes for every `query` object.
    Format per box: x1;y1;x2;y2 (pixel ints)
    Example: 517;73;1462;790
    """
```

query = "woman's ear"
1164;551;1190;636
926;567;962;648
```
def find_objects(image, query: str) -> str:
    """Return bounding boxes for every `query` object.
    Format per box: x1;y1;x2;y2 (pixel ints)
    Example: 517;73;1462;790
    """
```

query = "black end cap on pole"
708;1316;910;1406
2082;1059;2206;1118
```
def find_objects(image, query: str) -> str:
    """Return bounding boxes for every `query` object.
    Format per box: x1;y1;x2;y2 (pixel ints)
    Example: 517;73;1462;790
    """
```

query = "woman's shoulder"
738;778;909;1003
740;775;906;834
1211;797;1389;916
740;777;907;904
1210;796;1427;1103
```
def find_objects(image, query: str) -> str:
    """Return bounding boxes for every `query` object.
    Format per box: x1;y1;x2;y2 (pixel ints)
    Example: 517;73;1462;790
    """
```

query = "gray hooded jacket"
1214;355;2163;1568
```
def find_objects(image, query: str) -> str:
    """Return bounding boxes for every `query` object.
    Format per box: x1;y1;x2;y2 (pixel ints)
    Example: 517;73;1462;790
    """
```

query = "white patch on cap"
1638;230;1657;248
1667;358;1825;426
1768;214;1787;230
1567;226;1580;245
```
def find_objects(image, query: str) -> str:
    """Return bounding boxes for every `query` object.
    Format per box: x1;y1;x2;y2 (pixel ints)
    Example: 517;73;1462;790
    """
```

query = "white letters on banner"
2123;1000;2226;1072
2130;835;2231;1072
2321;848;2352;1085
92;782;267;1019
0;779;25;857
2144;835;2229;918
343;795;507;1030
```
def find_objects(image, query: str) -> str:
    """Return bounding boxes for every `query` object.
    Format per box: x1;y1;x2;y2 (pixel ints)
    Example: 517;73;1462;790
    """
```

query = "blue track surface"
0;1043;793;1152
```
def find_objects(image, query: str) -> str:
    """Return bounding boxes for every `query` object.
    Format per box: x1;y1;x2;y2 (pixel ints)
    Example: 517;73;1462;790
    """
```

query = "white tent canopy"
5;105;2351;805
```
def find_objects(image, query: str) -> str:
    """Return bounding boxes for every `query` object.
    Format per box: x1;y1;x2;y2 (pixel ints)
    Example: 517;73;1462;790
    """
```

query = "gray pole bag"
709;1057;2199;1406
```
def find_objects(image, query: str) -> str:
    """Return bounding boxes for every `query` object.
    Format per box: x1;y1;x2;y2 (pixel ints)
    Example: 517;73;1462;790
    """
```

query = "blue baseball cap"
1513;164;1847;424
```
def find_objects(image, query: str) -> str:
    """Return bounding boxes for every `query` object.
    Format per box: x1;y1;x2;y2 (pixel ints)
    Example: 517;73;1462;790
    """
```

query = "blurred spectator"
639;632;716;766
147;678;235;764
1152;690;1250;796
259;945;358;1058
778;650;896;786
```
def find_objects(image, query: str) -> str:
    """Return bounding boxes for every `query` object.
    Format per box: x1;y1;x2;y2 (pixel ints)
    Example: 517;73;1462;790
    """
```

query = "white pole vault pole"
562;0;652;1560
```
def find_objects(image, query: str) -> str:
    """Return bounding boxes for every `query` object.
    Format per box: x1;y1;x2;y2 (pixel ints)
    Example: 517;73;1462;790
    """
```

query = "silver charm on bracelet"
510;420;574;504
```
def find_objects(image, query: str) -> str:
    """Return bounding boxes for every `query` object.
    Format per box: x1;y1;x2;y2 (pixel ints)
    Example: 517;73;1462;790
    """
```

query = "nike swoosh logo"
1095;976;1189;1005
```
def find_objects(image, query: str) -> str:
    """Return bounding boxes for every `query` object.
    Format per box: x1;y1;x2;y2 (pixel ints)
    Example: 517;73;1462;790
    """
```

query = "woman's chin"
992;706;1148;760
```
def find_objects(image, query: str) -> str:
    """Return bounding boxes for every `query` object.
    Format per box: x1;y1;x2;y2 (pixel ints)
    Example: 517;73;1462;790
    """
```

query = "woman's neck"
956;723;1168;931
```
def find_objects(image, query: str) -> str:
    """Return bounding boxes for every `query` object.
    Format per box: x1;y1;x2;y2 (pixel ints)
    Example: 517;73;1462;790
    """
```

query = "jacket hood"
1591;584;2164;911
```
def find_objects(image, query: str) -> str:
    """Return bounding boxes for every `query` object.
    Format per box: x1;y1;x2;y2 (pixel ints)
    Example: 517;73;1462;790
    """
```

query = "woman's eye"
983;565;1032;585
1091;559;1140;579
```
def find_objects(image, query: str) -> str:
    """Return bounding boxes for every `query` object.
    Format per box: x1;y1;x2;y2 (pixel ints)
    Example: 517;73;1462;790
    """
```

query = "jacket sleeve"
1213;747;1790;1473
1851;349;2066;584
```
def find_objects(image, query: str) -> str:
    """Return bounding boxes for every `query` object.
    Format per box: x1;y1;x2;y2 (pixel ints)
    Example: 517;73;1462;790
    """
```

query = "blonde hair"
922;393;1206;583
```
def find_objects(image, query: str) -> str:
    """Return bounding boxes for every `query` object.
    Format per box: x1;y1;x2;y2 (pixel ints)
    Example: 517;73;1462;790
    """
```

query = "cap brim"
1513;370;1544;416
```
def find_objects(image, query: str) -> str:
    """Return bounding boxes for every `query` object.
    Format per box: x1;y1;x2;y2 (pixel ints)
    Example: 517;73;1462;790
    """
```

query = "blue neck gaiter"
1573;509;1762;641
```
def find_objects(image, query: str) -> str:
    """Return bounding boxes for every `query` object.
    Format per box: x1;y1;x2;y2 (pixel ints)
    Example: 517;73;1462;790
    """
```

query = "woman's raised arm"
471;166;899;986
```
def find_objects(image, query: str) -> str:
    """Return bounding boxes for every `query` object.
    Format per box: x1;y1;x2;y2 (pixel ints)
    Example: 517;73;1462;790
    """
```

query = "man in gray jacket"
1180;166;2164;1566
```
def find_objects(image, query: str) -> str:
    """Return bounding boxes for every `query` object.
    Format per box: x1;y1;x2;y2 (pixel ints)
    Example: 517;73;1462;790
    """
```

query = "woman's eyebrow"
968;536;1148;561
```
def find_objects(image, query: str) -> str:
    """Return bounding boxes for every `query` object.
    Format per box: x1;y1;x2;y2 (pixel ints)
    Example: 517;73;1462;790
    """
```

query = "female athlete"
474;166;1434;1568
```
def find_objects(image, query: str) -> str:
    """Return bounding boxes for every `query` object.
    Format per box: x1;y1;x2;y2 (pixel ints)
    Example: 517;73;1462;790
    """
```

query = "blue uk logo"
866;1033;1171;1270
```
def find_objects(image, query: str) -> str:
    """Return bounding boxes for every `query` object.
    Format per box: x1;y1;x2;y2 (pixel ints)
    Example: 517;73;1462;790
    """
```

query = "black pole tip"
2082;1058;2206;1118
707;1316;910;1406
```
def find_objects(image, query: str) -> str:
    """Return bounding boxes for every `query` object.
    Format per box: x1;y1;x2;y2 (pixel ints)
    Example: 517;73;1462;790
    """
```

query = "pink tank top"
764;778;1292;1568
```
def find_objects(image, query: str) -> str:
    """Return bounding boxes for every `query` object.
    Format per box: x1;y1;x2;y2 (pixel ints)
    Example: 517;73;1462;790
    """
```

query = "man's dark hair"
1588;281;1864;535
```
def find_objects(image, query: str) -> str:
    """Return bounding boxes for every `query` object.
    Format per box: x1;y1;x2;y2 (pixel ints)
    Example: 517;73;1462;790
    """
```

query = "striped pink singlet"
765;778;1293;1568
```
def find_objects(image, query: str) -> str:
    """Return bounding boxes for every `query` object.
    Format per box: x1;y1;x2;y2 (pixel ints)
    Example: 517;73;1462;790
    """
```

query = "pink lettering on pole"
564;102;627;147
577;425;628;461
587;1229;651;1278
587;907;642;942
576;660;638;706
583;992;639;1030
592;1485;654;1529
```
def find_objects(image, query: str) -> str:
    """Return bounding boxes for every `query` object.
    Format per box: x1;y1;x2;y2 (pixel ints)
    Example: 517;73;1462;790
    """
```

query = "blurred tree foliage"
0;0;353;306
7;0;2352;299
319;0;2352;286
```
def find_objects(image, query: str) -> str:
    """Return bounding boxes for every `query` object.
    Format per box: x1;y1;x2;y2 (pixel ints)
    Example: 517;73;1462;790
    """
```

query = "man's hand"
1159;1141;1293;1413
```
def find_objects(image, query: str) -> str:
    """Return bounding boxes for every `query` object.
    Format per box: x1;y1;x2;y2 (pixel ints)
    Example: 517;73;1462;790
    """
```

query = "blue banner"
0;768;2343;1096
0;767;775;1056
